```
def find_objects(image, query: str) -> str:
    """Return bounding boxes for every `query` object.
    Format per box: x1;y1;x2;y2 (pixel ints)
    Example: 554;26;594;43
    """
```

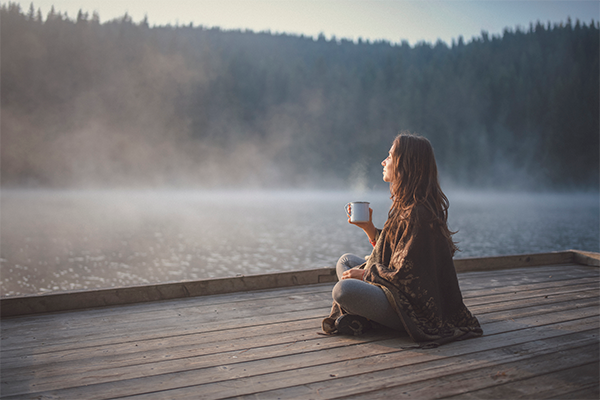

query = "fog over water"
1;189;598;297
2;7;598;299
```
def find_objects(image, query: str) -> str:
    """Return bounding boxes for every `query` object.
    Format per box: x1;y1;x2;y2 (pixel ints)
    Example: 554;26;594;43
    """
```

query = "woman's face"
382;145;394;182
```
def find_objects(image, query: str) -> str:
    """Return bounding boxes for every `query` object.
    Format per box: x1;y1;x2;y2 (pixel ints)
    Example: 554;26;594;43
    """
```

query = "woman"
322;132;482;347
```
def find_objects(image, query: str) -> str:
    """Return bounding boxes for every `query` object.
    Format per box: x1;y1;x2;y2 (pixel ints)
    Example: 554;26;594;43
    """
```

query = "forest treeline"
1;3;598;190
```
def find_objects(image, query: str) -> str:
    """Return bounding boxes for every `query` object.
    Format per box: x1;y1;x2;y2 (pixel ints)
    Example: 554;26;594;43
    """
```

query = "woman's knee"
339;253;366;267
332;279;362;306
336;253;365;279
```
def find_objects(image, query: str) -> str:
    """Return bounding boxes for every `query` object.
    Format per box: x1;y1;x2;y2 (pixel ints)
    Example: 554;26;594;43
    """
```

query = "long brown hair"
384;132;458;255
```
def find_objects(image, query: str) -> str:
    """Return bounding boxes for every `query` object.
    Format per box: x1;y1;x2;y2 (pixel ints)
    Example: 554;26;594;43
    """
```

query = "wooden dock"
1;250;599;399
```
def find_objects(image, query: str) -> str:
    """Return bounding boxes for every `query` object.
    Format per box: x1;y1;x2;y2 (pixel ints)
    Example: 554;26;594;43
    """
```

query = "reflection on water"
1;189;598;297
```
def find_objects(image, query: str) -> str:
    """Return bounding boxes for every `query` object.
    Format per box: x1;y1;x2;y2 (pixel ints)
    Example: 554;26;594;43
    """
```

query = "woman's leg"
332;276;405;332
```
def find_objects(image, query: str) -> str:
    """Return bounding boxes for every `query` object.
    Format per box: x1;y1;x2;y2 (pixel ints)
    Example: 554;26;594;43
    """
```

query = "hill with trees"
1;3;598;190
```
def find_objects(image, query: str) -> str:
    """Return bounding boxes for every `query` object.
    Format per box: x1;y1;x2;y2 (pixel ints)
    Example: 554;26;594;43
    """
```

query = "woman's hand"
341;268;365;280
347;205;377;243
347;205;374;229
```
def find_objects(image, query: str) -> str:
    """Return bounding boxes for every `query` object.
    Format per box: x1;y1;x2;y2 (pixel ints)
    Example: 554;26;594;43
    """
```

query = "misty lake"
1;189;598;297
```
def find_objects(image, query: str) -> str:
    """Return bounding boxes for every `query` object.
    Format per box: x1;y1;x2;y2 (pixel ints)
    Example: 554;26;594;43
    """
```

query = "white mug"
346;201;370;223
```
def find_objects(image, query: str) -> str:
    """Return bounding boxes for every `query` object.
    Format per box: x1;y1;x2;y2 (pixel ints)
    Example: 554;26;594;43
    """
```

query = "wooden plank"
3;287;597;375
457;265;599;291
550;385;600;400
0;284;334;339
1;330;399;395
0;264;598;332
2;267;596;356
72;325;598;400
460;275;598;297
466;282;598;307
453;251;575;273
3;274;596;355
471;293;599;316
0;287;330;335
479;305;599;335
230;322;597;400
442;362;599;399
571;249;600;267
1;318;325;371
339;343;599;399
1;262;598;400
4;264;595;334
7;283;595;381
473;293;598;329
0;267;338;317
1;287;332;333
2;268;596;358
0;303;332;354
2;303;597;399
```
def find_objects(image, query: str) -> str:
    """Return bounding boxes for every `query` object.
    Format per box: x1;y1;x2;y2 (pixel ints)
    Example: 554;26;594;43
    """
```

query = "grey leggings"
333;253;404;331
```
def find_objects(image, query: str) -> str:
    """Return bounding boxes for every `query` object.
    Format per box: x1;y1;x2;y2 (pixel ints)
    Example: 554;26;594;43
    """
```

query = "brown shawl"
324;205;482;347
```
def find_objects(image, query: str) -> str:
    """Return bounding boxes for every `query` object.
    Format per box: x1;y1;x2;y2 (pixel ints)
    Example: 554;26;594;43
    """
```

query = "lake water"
1;189;598;297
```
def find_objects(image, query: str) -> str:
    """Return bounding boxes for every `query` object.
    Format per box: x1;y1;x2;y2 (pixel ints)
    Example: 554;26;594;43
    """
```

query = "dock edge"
1;249;598;317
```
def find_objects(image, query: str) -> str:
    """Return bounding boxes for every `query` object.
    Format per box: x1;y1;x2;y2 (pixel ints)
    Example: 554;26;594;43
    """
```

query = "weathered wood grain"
0;267;338;317
0;259;598;400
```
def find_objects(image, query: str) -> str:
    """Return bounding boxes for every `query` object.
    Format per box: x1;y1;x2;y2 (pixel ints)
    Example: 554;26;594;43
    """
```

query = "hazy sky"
11;0;600;44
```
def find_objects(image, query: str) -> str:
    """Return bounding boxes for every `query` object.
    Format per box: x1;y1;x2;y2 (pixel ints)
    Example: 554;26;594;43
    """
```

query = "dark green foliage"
1;3;598;190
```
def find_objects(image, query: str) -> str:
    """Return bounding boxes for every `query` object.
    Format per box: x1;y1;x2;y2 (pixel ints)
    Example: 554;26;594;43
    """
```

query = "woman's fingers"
341;269;364;280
